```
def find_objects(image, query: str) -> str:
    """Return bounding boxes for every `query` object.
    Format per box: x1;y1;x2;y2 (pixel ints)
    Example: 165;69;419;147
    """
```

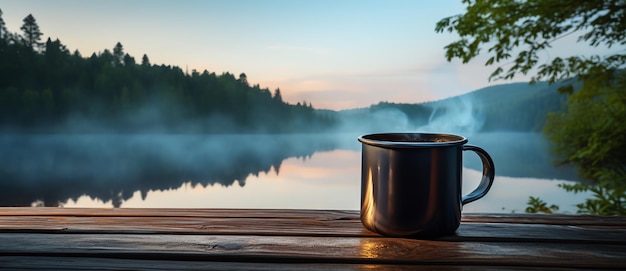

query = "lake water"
0;132;590;213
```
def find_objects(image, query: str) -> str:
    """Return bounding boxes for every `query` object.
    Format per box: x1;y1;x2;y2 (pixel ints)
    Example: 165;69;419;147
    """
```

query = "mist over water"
0;79;580;210
0;134;341;207
0;77;585;212
0;85;584;209
0;130;580;210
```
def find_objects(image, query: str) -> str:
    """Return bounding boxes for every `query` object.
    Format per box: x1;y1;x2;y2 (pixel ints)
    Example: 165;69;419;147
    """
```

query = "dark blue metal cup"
358;133;495;237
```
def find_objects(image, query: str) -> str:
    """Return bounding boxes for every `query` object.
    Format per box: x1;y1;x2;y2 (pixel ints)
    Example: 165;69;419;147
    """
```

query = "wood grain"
0;257;583;271
2;208;625;226
0;209;624;244
0;208;624;270
1;233;624;269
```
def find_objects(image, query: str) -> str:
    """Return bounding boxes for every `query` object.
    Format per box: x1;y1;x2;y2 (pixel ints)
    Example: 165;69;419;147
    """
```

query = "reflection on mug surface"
358;133;495;237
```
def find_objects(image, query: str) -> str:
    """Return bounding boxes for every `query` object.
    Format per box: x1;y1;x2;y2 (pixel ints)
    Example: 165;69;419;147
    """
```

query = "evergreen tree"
0;8;337;133
45;38;69;56
72;49;82;58
273;88;283;102
0;8;8;41
141;54;150;66
123;53;135;66
238;72;248;86
113;42;124;66
20;14;43;50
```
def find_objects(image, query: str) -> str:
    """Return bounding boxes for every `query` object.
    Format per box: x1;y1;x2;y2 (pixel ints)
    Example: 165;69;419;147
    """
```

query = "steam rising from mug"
419;96;485;135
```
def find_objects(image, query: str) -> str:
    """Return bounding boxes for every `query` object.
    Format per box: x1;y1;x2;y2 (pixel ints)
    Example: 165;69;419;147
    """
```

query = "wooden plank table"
0;208;624;270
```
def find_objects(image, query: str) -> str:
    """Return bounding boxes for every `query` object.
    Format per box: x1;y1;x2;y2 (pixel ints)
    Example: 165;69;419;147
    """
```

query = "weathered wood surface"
0;208;625;270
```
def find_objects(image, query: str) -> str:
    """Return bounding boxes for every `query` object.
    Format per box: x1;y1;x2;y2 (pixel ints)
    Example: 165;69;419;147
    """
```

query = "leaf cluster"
544;73;626;183
438;1;626;215
540;73;626;215
435;0;626;86
559;182;626;215
525;196;559;214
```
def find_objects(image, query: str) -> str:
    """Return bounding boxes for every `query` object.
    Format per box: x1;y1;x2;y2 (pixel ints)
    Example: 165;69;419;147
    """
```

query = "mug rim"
358;132;468;148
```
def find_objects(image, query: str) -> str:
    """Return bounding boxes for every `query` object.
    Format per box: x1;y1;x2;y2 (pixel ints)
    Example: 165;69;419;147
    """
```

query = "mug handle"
461;145;495;205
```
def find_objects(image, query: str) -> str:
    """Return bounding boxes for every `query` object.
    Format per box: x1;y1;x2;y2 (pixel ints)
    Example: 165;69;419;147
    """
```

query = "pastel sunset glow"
0;0;594;110
0;0;520;110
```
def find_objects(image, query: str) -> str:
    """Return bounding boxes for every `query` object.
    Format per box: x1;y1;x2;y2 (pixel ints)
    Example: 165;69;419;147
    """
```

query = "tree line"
0;10;337;133
0;9;571;135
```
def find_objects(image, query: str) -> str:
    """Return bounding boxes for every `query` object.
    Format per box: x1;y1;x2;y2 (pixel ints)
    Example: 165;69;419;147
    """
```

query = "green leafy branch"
525;196;559;214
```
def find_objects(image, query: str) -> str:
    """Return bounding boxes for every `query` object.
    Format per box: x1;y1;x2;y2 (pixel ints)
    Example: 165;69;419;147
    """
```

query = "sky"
0;0;598;110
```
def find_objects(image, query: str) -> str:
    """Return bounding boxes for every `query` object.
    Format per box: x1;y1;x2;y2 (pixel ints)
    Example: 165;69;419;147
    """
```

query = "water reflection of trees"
0;132;581;208
0;134;338;207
